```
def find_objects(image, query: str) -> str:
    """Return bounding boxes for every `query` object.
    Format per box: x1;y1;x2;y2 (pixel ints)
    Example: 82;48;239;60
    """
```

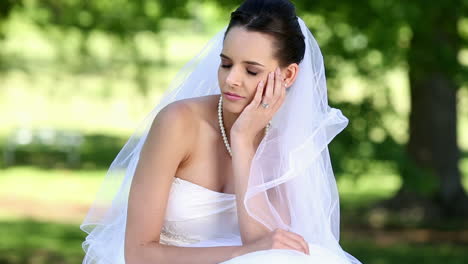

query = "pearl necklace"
218;95;271;157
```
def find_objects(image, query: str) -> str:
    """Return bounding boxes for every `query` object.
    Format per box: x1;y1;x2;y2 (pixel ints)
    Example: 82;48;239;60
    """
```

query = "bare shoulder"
146;95;219;151
154;95;218;128
148;99;202;141
154;100;197;128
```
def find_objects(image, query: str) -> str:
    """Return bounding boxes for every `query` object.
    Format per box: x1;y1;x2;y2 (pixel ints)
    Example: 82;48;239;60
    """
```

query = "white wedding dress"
81;17;362;264
160;177;351;264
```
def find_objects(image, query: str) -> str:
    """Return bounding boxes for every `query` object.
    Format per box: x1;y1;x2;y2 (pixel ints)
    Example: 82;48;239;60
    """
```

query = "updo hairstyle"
225;0;306;67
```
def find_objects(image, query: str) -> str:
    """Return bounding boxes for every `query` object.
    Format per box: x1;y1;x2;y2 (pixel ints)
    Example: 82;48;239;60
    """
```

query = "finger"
273;239;300;252
251;80;266;108
263;71;274;104
284;231;309;255
272;74;287;111
287;232;309;255
278;238;307;254
273;67;283;101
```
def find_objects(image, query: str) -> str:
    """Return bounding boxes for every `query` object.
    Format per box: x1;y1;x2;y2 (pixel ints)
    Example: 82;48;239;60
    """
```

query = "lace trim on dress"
159;224;201;246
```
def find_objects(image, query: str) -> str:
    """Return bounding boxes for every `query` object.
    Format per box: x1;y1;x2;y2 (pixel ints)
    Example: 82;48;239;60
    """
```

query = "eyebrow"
220;54;265;67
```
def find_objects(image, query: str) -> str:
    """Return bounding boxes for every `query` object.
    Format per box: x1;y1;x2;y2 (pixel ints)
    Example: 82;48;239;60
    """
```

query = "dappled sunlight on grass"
0;167;104;224
0;165;404;231
0;166;466;263
0;166;404;221
0;219;85;264
0;166;104;205
0;218;466;264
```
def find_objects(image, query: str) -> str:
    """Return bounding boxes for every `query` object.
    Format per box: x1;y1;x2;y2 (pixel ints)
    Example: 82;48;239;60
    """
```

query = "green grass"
0;166;401;217
0;165;466;217
0;219;85;264
0;218;466;264
342;239;468;264
0;166;104;205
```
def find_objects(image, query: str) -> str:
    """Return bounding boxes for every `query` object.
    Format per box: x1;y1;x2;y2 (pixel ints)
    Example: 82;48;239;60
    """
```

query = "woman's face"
218;26;282;114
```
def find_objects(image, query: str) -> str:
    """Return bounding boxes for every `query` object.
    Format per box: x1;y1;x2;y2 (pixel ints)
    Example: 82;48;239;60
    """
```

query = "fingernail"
276;67;280;74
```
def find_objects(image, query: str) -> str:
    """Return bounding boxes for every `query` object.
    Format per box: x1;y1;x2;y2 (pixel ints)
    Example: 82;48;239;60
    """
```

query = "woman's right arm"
124;101;307;264
124;102;249;264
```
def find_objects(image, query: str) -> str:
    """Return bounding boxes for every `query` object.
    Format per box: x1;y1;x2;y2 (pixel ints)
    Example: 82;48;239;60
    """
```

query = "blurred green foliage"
0;0;467;215
1;130;126;169
0;2;467;264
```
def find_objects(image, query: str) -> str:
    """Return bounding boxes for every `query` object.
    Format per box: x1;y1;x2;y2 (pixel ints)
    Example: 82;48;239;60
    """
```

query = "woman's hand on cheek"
231;67;286;147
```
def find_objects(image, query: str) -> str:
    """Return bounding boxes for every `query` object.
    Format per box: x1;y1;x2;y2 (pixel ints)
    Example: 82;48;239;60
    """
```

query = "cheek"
246;72;270;99
246;79;259;98
248;73;268;94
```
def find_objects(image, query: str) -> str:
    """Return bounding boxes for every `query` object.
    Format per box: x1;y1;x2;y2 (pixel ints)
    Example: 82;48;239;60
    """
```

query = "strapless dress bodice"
158;178;352;264
159;177;241;246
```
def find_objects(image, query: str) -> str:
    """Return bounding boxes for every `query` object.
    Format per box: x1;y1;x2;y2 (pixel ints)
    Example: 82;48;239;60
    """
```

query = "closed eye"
247;70;258;76
221;64;258;76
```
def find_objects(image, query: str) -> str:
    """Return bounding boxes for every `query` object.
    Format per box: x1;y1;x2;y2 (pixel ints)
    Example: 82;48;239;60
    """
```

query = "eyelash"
221;64;258;76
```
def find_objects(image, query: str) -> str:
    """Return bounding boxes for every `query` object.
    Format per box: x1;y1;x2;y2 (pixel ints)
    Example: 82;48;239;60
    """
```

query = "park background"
0;0;467;263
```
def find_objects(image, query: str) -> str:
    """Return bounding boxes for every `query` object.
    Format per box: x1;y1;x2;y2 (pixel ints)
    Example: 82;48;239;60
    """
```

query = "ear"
281;63;299;89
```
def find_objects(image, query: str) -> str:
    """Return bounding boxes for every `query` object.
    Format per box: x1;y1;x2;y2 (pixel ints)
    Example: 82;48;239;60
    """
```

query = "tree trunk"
400;7;468;216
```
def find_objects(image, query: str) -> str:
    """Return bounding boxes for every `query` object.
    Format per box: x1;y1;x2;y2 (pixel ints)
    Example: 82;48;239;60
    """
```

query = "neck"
218;98;265;148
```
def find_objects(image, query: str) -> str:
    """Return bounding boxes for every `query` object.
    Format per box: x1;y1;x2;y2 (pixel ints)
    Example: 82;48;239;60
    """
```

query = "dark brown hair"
225;0;305;67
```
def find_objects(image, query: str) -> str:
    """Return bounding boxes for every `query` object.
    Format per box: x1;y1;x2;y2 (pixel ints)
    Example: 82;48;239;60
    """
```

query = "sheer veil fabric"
80;18;361;264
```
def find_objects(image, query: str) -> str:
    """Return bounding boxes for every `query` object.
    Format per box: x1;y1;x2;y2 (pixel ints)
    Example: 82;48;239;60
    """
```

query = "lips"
224;92;244;98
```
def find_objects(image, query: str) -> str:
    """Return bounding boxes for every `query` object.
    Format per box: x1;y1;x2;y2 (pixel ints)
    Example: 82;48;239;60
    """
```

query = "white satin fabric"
160;177;240;246
162;177;351;264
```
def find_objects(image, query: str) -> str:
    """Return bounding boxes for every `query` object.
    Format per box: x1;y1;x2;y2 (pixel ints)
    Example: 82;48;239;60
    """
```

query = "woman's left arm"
230;68;283;244
230;68;309;255
230;137;266;243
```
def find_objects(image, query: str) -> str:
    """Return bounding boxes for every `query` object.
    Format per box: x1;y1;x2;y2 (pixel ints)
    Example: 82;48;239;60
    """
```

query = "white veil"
81;18;360;264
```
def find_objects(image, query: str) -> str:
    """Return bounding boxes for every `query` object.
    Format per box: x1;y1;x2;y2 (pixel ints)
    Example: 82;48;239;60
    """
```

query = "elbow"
240;230;266;245
240;232;253;244
125;241;162;264
241;236;261;246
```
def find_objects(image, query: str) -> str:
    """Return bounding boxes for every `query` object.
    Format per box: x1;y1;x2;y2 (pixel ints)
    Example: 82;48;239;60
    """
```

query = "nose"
225;66;241;87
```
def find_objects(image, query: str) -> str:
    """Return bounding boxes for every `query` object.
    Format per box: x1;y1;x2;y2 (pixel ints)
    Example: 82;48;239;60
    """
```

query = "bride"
81;0;362;263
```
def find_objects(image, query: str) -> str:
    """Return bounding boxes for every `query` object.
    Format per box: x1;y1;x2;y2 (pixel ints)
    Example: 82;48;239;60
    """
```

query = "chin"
222;99;246;115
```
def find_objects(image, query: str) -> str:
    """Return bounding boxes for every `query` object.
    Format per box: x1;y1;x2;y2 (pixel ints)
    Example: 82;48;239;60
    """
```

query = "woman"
81;0;362;263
